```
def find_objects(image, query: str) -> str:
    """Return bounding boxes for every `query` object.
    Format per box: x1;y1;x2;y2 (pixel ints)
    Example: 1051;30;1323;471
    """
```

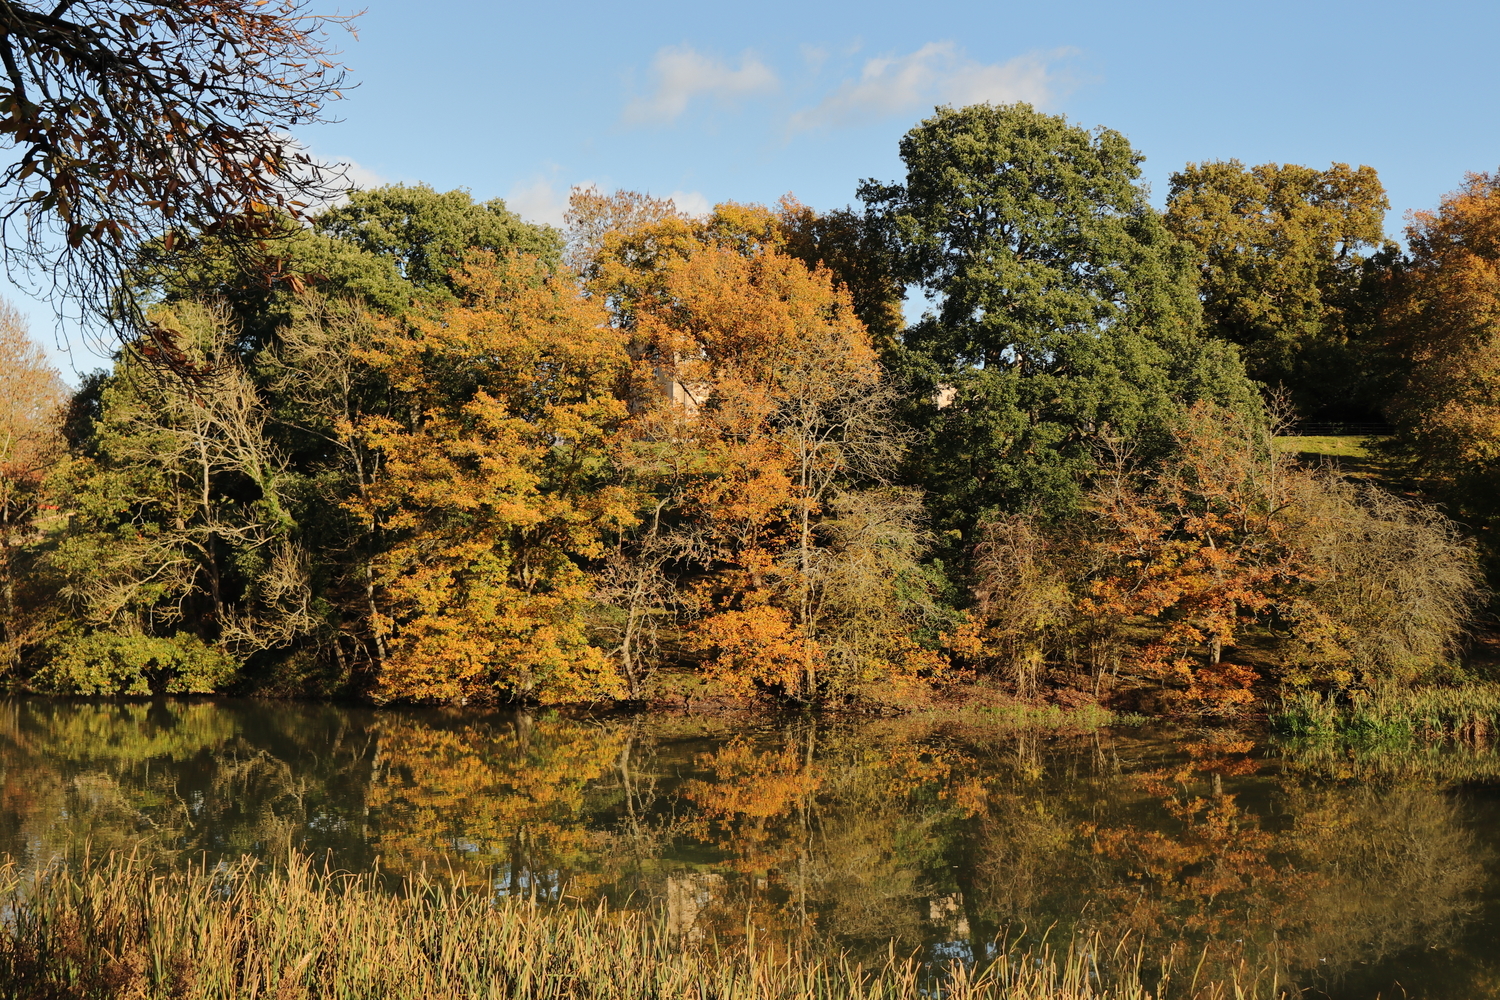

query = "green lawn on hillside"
1273;435;1396;483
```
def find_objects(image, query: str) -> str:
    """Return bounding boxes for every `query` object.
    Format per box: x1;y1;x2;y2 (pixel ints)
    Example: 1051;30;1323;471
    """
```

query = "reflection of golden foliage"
670;726;980;952
1064;735;1486;990
684;739;822;823
368;715;626;887
3;702;1491;995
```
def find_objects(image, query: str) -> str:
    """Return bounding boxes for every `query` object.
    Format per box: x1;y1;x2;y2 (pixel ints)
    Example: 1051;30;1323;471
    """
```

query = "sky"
19;0;1500;378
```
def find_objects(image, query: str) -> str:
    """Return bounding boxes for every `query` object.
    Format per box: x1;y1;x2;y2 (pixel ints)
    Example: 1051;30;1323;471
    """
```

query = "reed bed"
1272;683;1500;744
0;853;1266;1000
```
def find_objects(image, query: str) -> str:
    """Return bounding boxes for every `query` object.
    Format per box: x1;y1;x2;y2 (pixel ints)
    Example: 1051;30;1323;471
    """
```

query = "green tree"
39;303;313;694
316;184;563;295
1165;161;1391;416
864;102;1260;532
139;222;416;341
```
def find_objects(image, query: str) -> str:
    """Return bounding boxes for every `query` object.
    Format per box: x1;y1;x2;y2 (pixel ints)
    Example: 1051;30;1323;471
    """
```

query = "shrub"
1281;477;1485;686
32;632;237;695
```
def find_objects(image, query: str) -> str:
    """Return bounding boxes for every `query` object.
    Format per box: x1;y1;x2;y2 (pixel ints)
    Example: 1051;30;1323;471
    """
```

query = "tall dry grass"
0;853;1275;1000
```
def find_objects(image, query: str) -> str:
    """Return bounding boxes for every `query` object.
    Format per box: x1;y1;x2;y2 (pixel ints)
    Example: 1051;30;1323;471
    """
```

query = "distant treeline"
0;102;1495;711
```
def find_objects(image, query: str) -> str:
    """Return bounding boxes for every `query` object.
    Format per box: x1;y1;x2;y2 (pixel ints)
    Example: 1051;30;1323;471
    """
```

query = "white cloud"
507;177;575;228
800;44;830;73
624;46;778;125
331;156;387;192
790;44;1075;132
298;148;389;209
666;189;711;216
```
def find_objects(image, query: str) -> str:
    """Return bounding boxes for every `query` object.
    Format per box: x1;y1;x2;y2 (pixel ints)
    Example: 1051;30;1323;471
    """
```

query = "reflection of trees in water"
362;715;974;953
0;698;379;865
0;700;1493;994
962;733;1486;993
365;710;626;895
0;699;237;862
667;721;979;953
1281;783;1483;989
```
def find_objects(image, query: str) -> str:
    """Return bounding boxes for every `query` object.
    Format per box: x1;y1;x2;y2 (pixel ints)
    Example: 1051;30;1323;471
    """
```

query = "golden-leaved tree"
589;198;937;700
356;253;639;703
1385;171;1500;533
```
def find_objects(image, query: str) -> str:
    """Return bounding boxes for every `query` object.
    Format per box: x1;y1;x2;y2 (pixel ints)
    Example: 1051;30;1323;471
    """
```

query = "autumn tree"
30;179;574;698
1383;171;1500;540
0;0;354;353
959;514;1076;697
563;185;681;275
1078;403;1481;709
354;252;637;703
864;103;1261;534
0;301;64;672
776;198;906;355
594;202;936;700
1165;160;1391;415
957;398;1481;710
588;409;704;700
1082;404;1310;711
1284;477;1482;687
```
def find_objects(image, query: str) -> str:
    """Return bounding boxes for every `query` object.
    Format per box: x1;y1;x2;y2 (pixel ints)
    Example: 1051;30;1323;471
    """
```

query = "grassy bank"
1271;683;1500;743
0;854;1272;1000
1272;434;1403;487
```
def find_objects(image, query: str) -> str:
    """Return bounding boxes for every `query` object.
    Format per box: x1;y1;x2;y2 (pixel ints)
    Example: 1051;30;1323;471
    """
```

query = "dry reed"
0;853;1267;1000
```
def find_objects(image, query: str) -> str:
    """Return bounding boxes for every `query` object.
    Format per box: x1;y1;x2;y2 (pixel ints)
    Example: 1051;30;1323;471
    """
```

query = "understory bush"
31;632;237;695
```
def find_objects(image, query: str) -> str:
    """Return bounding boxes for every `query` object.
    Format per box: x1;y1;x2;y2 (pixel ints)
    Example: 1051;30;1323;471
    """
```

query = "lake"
2;697;1498;998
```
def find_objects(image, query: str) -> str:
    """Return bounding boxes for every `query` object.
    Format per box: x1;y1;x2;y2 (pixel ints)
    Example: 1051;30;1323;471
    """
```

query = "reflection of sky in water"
1;697;1498;999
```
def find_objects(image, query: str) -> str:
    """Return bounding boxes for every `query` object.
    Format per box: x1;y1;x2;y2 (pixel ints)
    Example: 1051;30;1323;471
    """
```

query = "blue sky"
22;0;1500;377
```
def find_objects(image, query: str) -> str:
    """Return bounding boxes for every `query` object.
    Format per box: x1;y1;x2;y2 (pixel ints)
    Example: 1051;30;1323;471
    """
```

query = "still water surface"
3;697;1500;998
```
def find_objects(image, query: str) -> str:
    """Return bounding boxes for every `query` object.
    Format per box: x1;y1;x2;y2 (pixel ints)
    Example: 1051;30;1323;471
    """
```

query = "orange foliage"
355;254;638;702
1083;404;1316;712
592;199;915;699
0;307;66;670
1389;172;1500;471
681;729;968;883
1081;738;1324;964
